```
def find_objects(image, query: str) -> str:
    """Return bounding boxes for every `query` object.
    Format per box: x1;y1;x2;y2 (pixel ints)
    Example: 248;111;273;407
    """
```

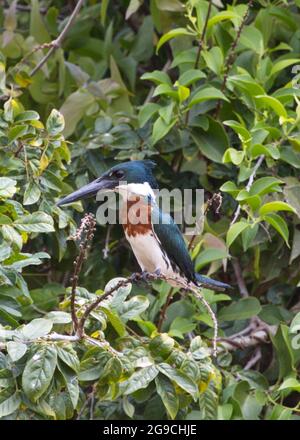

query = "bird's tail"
195;274;232;292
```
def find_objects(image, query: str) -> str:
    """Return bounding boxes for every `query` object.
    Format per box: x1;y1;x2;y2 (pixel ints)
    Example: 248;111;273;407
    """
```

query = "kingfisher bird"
58;160;231;292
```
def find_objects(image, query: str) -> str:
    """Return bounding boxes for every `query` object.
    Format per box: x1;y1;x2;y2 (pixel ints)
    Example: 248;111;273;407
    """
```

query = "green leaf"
8;125;27;143
44;311;72;324
151;116;176;145
56;345;80;373
23;182;41;206
155;375;179;420
239;26;264;55
14;212;55;233
249;177;283;196
138;103;159;127
122;365;159;395
46;109;65;136
149;334;175;359
202;47;224;75
30;0;50;44
220;181;239;197
259;201;296;216
278;378;300;392
226;222;250;247
178;69;206;86
255;95;287;118
157;363;198;398
195;248;228;271
60;89;95;138
191;118;229;163
270;58;300;77
156;28;194;52
22;345;57;402
0;392;21;417
57;361;79;409
222;148;245;165
141;70;171;85
0;177;17;198
169;317;196;339
119;295;149;320
100;306;126;337
122;396;135;418
219;297;262;322
21;318;53;340
6;341;27;362
223;120;251;144
270;324;295;379
207;11;239;28
188;86;228;107
15;110;40;122
1;225;22;249
263;213;289;246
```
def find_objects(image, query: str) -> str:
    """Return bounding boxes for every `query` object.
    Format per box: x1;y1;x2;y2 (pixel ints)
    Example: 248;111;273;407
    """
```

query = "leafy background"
0;0;300;420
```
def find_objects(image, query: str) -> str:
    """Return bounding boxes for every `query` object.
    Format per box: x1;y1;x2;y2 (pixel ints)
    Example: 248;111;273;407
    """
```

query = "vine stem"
30;0;85;77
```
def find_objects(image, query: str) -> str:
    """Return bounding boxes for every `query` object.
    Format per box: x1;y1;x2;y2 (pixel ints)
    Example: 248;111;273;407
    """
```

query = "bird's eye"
109;170;124;179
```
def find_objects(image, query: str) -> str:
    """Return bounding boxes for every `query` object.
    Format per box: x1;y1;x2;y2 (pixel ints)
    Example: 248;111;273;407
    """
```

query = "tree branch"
30;0;85;77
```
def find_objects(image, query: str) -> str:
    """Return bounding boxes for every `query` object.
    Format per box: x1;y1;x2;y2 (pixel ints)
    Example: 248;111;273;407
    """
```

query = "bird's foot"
140;271;153;283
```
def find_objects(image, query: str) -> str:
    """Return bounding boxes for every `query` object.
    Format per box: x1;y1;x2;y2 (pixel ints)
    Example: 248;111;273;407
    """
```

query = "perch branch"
30;0;85;77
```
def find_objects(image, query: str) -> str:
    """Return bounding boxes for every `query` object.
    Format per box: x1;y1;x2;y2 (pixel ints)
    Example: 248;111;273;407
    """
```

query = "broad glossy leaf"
22;345;57;402
219;297;262;322
155;375;179;420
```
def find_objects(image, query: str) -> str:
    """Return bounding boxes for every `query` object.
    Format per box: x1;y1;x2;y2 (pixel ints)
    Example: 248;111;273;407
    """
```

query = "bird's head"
57;160;158;206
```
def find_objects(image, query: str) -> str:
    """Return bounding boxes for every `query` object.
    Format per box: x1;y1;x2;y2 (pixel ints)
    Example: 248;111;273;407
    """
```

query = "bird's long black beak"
57;176;116;206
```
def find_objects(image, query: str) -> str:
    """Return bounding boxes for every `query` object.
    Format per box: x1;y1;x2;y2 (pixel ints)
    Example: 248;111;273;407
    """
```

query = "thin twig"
214;0;254;117
232;259;249;297
157;288;174;332
195;0;213;69
185;0;213;125
30;0;85;77
231;155;265;225
69;213;96;332
244;347;262;370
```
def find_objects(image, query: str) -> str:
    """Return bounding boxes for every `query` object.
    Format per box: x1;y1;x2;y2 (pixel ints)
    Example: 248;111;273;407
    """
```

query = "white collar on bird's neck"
115;182;157;202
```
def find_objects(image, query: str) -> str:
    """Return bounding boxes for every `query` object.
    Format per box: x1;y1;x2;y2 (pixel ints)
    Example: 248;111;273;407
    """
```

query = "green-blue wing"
151;206;196;282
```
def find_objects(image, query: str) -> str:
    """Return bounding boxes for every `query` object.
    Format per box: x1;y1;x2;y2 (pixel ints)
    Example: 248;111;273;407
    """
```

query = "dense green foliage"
0;0;300;420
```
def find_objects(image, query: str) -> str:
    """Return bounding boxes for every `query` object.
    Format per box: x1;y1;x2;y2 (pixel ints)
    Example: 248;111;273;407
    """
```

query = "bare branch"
30;0;85;77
